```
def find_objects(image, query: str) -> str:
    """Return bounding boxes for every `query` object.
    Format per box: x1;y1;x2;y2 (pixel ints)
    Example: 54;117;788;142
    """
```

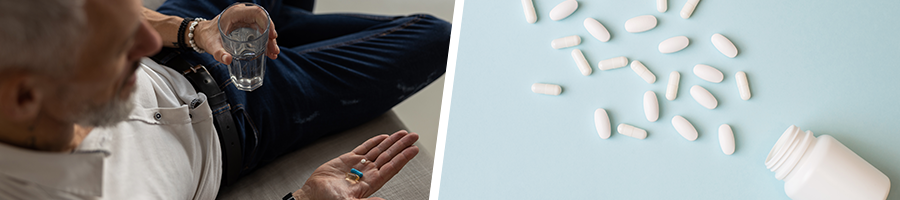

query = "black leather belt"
150;48;243;186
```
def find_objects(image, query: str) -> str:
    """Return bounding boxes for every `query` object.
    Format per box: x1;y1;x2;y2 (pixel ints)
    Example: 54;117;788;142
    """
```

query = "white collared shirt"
0;58;222;199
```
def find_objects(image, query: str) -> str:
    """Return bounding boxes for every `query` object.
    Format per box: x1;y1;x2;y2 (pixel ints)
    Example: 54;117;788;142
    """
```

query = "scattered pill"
666;71;680;100
551;35;581;49
719;124;735;155
594;108;611;139
680;0;700;19
690;85;718;109
571;49;592;76
630;61;656;84
693;64;723;83
532;83;562;95
671;115;698;141
549;0;578;21
711;33;738;58
644;91;659;122
657;0;667;12
521;0;537;23
735;71;751;100
583;18;611;42
617;124;647;139
659;36;689;53
624;15;657;33
598;56;629;70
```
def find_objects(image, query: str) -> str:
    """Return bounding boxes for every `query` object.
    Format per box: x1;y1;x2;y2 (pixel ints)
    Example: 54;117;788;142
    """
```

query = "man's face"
44;0;161;127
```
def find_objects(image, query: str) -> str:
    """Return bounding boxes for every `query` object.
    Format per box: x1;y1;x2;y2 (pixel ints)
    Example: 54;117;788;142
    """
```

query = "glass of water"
218;3;271;91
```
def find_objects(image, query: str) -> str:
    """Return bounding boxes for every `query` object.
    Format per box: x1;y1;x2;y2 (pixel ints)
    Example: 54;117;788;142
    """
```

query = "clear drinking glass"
218;3;271;91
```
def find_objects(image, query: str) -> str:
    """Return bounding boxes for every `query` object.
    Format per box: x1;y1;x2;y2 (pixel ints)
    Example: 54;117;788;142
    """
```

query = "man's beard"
70;61;140;127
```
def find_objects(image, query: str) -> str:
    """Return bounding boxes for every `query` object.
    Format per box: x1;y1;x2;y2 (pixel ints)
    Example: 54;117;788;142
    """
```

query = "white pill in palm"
644;91;659;122
532;83;562;95
671;115;698;141
598;56;628;70
594;108;611;139
583;18;610;42
617;124;647;139
680;0;700;19
690;85;718;109
521;0;537;24
631;61;656;84
711;33;738;58
719;124;735;155
666;71;680;101
693;64;723;83
624;15;657;33
551;35;581;49
735;71;751;100
659;36;689;53
571;49;592;76
658;0;667;12
549;0;578;21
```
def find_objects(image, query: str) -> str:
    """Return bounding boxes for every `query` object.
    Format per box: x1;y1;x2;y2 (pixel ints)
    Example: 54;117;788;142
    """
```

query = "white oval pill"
719;124;735;155
594;108;611;139
549;0;578;21
630;60;656;84
690;85;717;109
617;124;647;139
680;0;700;19
711;33;738;58
532;83;562;95
583;18;610;42
671;115;698;141
521;0;537;24
666;71;680;100
735;71;751;100
571;49;592;76
624;15;657;33
659;36;689;54
551;35;581;49
693;64;723;83
598;56;628;70
643;91;659;122
657;0;667;12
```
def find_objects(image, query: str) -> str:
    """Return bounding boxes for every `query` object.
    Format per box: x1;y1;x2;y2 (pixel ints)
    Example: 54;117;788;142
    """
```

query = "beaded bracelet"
188;18;207;53
176;17;193;51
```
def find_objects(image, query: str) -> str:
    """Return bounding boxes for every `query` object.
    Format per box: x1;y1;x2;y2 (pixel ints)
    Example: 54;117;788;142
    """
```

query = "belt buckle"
182;64;207;75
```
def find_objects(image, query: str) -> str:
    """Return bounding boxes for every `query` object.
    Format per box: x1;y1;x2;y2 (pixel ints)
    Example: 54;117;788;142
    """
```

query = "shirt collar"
0;141;108;197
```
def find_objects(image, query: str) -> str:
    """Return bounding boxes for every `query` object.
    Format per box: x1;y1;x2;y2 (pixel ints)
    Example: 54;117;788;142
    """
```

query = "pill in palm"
719;124;735;155
735;71;751;100
680;0;700;19
711;33;738;58
549;0;578;21
690;85;718;109
659;36;689;54
624;15;658;33
551;35;581;49
571;49;592;76
644;91;659;122
521;0;537;23
630;60;656;84
594;108;611;139
583;18;611;42
693;64;723;83
617;124;647;139
532;83;562;95
658;0;667;12
598;56;628;70
666;71;680;100
671;115;698;141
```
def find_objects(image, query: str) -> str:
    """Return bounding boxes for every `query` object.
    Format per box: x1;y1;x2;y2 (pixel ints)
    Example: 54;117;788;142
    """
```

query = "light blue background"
438;0;900;199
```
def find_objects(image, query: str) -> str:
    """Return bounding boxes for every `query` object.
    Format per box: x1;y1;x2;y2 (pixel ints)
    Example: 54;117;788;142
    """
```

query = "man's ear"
0;73;44;123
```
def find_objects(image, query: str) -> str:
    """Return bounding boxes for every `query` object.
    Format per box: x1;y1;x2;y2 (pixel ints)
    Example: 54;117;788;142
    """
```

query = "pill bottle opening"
765;125;800;169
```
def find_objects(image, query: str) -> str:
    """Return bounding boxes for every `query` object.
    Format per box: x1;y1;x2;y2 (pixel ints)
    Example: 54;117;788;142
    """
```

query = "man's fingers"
212;49;232;65
374;133;419;168
266;17;279;59
353;134;388;155
365;130;408;161
371;145;419;191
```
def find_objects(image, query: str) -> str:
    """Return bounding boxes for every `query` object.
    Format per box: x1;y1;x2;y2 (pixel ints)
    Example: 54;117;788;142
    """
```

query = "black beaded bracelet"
176;17;193;51
282;192;295;200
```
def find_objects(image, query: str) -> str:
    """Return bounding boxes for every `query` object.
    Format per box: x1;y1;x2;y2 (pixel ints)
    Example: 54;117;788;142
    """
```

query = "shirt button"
154;112;162;120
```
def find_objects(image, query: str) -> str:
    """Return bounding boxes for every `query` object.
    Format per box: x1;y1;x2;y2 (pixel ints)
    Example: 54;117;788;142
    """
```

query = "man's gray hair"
0;0;86;75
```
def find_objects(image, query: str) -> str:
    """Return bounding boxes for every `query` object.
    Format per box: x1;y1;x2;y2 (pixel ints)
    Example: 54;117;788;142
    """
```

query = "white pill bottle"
765;125;891;200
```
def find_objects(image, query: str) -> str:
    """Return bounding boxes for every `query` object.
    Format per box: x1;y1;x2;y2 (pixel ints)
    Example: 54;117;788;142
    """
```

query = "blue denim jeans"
157;0;450;176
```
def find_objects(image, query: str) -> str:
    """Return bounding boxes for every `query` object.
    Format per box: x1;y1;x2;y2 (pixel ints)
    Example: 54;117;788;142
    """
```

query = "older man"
0;0;449;199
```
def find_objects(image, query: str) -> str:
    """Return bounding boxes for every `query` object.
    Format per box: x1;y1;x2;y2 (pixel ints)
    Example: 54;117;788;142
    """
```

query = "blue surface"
438;0;900;199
